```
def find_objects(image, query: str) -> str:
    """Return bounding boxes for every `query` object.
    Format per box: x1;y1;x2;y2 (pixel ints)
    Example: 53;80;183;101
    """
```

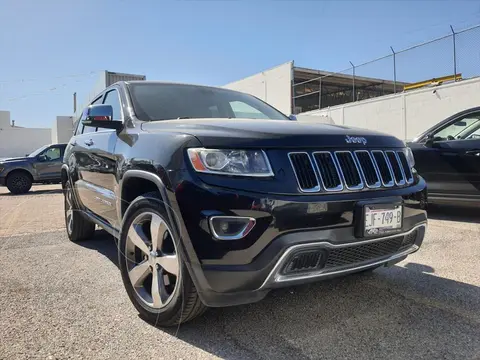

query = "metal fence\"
293;23;480;114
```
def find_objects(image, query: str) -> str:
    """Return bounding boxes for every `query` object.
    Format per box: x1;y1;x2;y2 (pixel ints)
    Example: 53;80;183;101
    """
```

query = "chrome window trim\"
312;151;344;192
353;150;381;189
288;152;321;193
333;151;364;191
371;150;395;188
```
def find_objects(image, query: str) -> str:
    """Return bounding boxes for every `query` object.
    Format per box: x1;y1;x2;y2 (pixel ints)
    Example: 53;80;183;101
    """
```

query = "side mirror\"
425;134;434;147
38;155;47;162
288;114;297;121
82;104;123;130
425;134;443;148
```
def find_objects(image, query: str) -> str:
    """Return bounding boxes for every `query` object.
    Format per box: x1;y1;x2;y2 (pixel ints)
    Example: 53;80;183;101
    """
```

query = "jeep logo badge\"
345;135;367;145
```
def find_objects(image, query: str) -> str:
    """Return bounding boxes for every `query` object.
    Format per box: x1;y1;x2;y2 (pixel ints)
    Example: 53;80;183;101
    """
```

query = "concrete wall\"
223;61;294;115
0;111;10;128
0;111;51;158
300;77;480;140
51;116;74;144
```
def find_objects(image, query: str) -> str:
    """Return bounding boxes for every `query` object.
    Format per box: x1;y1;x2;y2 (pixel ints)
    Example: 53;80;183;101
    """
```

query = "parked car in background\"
0;143;67;194
408;107;480;208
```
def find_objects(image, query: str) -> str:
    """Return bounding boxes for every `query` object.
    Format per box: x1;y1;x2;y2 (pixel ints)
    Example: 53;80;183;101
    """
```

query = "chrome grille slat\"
385;151;406;186
354;150;381;188
334;151;364;190
288;149;414;193
371;150;395;187
312;151;343;191
288;152;320;193
397;151;414;184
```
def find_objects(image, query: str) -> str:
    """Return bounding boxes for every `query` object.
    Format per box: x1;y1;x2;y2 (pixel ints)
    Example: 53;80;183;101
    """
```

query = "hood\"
141;118;405;149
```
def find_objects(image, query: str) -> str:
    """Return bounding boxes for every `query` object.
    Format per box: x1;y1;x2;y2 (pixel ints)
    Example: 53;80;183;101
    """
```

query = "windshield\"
128;83;289;122
28;145;49;158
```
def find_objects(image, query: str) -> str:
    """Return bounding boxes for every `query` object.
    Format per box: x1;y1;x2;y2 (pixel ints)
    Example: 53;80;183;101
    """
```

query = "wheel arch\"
6;168;34;183
119;170;177;231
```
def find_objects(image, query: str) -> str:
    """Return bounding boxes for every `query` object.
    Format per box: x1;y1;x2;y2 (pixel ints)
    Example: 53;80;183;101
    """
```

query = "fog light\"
209;216;256;240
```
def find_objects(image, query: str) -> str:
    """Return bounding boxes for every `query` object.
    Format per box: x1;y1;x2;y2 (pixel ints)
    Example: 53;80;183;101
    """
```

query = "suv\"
62;81;427;326
0;143;67;194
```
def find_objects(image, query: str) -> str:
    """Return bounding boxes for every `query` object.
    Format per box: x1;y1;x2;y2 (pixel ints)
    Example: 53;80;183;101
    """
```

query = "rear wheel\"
6;171;32;194
64;181;95;242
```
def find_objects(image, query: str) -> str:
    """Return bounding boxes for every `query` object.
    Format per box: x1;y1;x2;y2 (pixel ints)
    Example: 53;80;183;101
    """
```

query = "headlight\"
405;147;415;168
187;148;274;177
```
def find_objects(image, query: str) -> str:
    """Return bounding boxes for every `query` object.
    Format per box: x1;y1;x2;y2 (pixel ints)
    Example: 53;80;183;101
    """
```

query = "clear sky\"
1;0;480;128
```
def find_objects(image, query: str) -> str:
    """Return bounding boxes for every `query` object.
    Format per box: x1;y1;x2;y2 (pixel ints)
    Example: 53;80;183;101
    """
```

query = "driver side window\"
42;147;61;161
433;112;480;141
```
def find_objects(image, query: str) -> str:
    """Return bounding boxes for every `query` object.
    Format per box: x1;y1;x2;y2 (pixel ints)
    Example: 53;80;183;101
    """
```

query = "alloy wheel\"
125;212;179;309
65;185;74;235
12;175;28;191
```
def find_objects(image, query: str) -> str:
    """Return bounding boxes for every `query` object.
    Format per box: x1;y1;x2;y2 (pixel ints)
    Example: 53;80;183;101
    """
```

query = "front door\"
34;145;65;181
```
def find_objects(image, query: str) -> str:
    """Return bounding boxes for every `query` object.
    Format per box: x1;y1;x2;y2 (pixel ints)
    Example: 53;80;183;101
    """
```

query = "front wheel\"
6;171;32;194
118;192;206;327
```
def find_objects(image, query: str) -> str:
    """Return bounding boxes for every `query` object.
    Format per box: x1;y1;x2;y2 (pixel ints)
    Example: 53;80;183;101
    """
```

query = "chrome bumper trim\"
259;223;427;289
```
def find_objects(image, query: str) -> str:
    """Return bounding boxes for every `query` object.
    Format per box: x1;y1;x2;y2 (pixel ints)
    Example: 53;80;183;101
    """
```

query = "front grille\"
288;152;320;192
354;151;381;188
324;236;405;269
313;152;343;191
289;149;412;193
372;150;394;187
385;151;405;185
335;152;363;189
282;230;418;275
400;229;417;250
397;151;414;184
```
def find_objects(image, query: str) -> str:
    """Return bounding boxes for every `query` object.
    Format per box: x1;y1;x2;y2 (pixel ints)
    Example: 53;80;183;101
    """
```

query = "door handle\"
464;149;480;156
84;139;94;147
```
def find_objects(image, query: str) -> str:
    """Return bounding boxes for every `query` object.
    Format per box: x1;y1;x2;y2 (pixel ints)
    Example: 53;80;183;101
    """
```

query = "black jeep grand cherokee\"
63;81;427;326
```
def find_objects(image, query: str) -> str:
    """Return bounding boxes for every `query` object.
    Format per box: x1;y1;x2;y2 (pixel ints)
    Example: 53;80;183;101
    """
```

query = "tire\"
6;171;32;194
64;181;96;242
118;192;206;327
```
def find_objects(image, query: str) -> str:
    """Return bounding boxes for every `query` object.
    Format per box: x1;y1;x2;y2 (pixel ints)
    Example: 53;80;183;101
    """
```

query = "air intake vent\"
385;151;405;185
372;151;394;187
283;250;324;274
355;151;381;188
397;151;414;184
288;152;320;192
335;152;363;190
313;152;343;191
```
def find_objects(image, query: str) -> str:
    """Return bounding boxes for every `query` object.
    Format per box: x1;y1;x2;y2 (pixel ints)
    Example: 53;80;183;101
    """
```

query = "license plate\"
364;205;403;236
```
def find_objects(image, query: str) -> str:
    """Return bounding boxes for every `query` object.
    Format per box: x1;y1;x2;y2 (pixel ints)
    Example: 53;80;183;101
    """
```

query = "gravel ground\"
0;185;479;359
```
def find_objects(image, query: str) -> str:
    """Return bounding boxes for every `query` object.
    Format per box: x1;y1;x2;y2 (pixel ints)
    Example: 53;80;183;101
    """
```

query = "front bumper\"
173;177;428;307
